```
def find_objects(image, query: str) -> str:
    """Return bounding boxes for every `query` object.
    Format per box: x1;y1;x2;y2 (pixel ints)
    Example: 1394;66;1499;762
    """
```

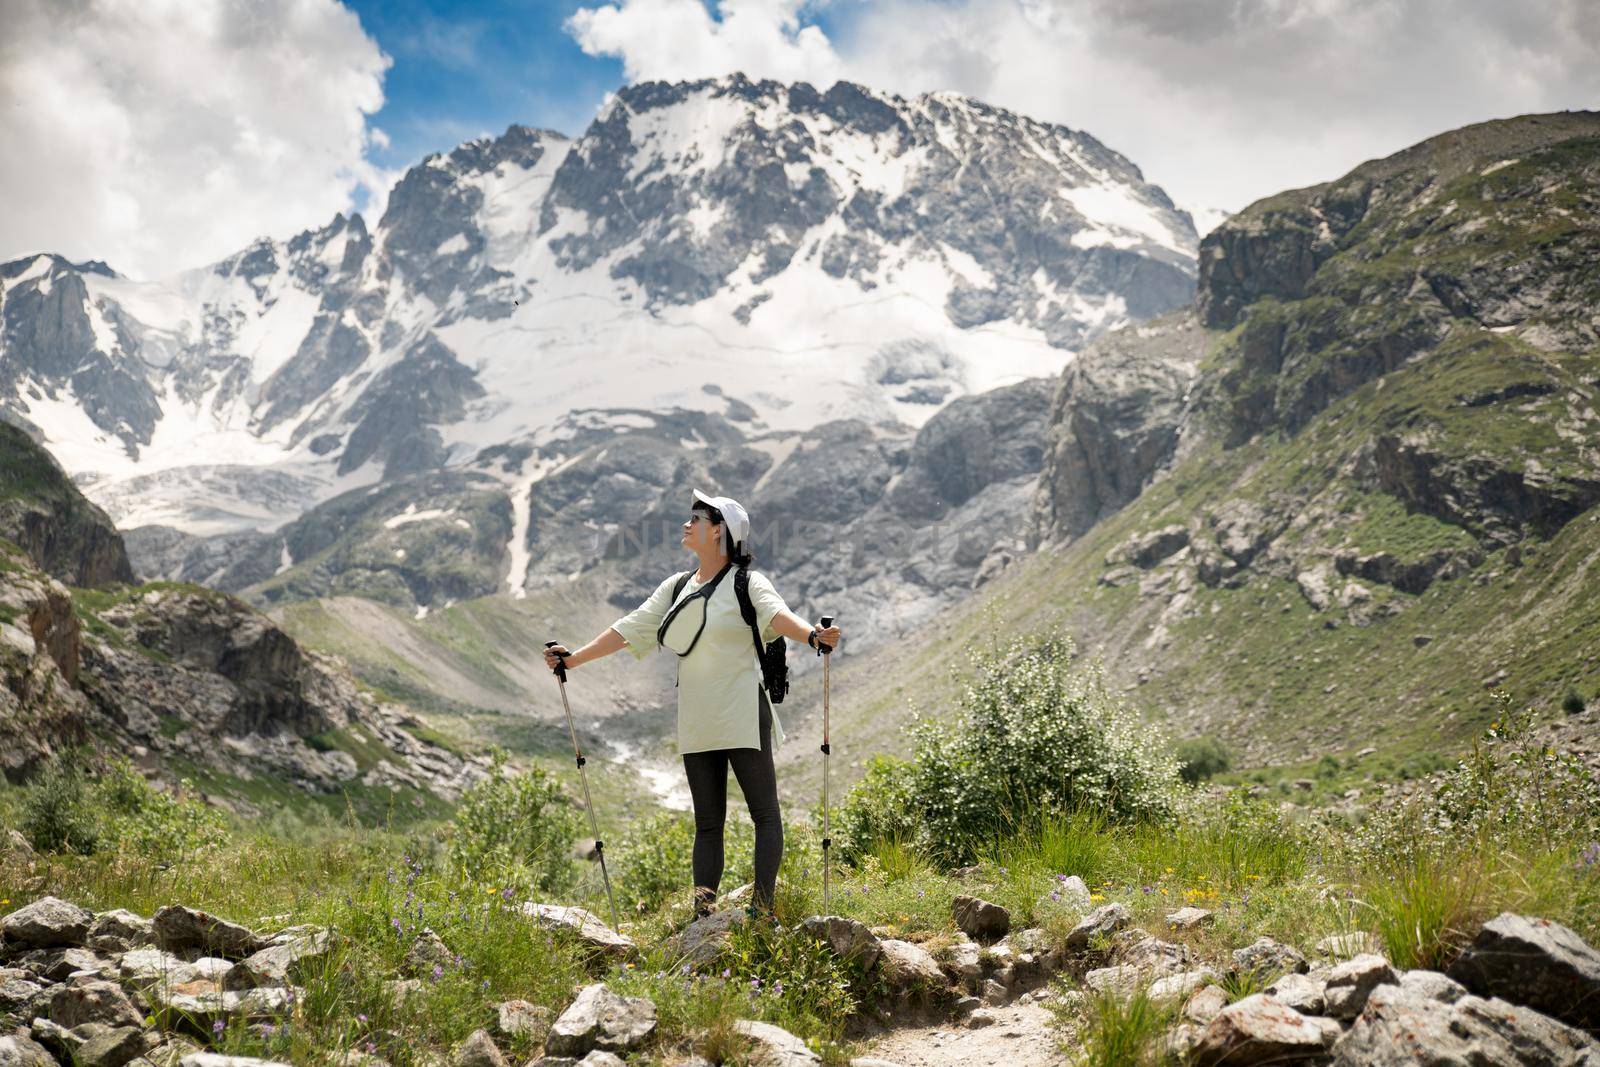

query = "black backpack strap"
735;567;764;656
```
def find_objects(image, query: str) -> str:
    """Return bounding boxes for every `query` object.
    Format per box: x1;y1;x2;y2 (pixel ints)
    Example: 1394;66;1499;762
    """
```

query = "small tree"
448;752;580;895
1175;736;1232;783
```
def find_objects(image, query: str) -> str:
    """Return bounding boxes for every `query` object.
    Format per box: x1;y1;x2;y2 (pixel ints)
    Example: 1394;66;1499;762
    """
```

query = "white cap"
692;488;750;549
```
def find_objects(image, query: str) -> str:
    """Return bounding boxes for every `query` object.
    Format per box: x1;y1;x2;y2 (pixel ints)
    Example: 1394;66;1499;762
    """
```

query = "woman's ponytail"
725;528;755;568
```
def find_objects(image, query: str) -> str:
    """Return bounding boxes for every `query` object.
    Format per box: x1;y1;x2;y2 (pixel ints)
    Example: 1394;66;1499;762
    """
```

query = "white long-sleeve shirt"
610;568;792;755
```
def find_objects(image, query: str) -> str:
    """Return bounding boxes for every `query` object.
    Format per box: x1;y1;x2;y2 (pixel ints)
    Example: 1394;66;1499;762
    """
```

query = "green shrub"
1175;736;1232;783
20;754;100;854
448;752;580;895
832;755;918;863
1360;845;1491;970
853;631;1182;865
718;920;859;1035
616;809;697;912
1064;985;1177;1067
1563;688;1587;715
95;758;230;856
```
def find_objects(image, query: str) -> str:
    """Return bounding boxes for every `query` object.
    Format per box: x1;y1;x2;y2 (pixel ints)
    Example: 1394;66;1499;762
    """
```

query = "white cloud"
566;0;1600;219
0;0;393;281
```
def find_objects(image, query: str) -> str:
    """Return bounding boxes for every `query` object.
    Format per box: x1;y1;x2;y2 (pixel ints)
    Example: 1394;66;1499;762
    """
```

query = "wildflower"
357;1014;368;1023
261;1024;276;1036
431;964;444;980
721;968;731;979
212;1020;225;1035
367;1041;378;1054
1050;891;1061;902
680;963;691;974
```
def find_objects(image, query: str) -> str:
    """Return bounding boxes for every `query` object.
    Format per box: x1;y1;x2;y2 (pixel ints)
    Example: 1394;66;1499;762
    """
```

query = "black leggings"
682;688;783;912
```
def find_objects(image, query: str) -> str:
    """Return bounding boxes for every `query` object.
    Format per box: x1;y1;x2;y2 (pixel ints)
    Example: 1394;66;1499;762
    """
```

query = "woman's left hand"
812;624;841;651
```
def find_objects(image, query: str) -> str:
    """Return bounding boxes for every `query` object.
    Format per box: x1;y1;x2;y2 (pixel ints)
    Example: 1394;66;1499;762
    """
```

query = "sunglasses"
687;512;721;526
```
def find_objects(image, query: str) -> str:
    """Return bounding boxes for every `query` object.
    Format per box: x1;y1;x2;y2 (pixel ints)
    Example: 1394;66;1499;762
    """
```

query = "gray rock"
1397;969;1466;1004
1183;984;1228;1025
0;1032;55;1065
1447;912;1600;1032
1166;906;1213;931
733;1019;819;1067
1119;934;1194;975
1264;971;1327;1016
965;1008;997;1029
1064;903;1130;951
73;1024;154;1067
180;1056;295;1067
15;945;113;982
1084;966;1142;998
981;978;1007;1005
953;995;981;1014
876;940;945;994
1148;968;1220;1003
936;940;982;987
0;972;45;1016
849;1059;905;1067
451;1029;508;1067
1192;994;1341;1066
224;930;332;990
798;915;882;968
47;978;143;1028
1332;983;1600;1066
545;983;657;1056
1;896;93;948
577;1053;625;1067
402;928;453;976
951;896;1009;941
1230;937;1308;981
86;909;153;953
518;904;635;957
494;998;550;1037
664;910;745;971
151;906;267;959
1323;952;1397;1019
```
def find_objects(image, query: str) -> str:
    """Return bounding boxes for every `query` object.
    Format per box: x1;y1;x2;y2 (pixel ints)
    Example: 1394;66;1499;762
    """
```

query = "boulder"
1264;971;1327;1016
1037;875;1092;918
936;940;982;988
1;897;92;948
86;909;153;954
180;1056;294;1067
47;979;143;1029
13;945;113;982
402;929;453;976
577;1054;625;1067
224;931;333;990
451;1029;508;1067
733;1019;820;1067
494;998;550;1037
1447;912;1600;1032
70;1024;153;1067
1148;968;1220;1004
798;916;881;968
1332;983;1600;1066
1064;903;1130;951
152;906;268;959
1166;907;1214;931
1397;969;1466;1004
1120;935;1195;975
951;896;1009;941
1323;953;1397;1019
518;904;635;957
1192;994;1341;1066
544;983;657;1056
1084;966;1142;998
876;940;945;994
664;910;745;971
1183;984;1228;1025
1230;937;1308;981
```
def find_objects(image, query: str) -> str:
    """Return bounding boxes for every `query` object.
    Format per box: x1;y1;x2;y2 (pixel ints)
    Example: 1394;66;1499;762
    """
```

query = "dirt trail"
861;999;1075;1067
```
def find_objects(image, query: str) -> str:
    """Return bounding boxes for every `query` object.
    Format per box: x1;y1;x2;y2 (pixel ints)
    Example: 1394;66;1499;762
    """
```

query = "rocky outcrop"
1030;311;1204;547
0;421;134;588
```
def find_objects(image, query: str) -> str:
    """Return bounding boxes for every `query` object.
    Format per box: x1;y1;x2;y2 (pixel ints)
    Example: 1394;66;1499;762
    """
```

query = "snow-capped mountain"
0;74;1197;546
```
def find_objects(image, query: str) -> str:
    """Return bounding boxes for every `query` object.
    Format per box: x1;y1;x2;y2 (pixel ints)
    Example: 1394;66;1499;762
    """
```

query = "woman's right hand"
544;644;571;673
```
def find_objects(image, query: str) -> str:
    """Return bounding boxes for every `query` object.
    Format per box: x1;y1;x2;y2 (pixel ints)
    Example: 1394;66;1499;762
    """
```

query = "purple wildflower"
212;1020;225;1035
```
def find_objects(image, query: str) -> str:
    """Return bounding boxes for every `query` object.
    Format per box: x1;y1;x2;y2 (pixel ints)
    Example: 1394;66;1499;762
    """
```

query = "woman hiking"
543;489;841;920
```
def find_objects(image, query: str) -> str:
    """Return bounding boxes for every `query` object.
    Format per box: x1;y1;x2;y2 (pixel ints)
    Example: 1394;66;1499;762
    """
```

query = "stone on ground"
876;939;945;993
664;910;745;971
1;897;93;948
734;1019;820;1067
1264;971;1327;1016
951;896;1010;941
180;1055;294;1067
1064;903;1130;951
224;930;333;990
451;1028;508;1067
494;998;551;1037
798;915;882;968
1332;983;1600;1066
519;904;635;957
1446;912;1600;1032
544;983;657;1056
1315;932;1379;959
1192;994;1340;1066
1148;968;1220;1003
1230;937;1308;981
46;979;143;1029
86;909;153;954
1183;984;1228;1025
1166;907;1213;931
152;906;268;959
1323;953;1397;1019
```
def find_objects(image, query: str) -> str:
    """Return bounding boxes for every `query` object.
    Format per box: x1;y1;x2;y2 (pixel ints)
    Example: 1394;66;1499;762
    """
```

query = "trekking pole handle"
816;615;834;656
543;640;568;682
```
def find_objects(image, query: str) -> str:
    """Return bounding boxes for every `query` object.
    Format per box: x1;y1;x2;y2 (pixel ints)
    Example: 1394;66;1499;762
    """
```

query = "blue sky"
344;0;627;170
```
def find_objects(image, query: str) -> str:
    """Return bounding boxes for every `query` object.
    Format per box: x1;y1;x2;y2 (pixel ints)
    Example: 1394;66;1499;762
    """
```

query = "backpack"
666;565;789;704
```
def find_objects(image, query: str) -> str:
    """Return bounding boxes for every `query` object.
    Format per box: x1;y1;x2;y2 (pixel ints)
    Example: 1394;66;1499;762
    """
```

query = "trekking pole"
544;641;620;932
817;615;835;912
